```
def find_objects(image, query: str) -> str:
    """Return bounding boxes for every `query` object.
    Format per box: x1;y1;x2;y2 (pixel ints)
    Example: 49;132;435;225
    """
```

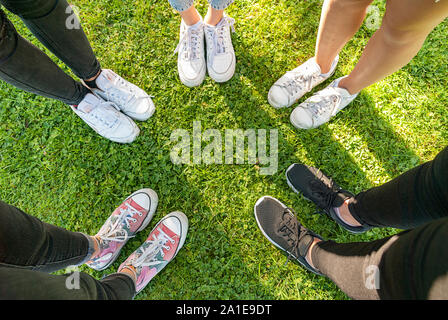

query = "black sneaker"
285;163;372;234
254;196;324;276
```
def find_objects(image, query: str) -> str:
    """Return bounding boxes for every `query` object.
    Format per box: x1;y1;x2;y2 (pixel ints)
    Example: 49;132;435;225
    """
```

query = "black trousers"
0;201;135;299
312;146;448;299
0;0;100;105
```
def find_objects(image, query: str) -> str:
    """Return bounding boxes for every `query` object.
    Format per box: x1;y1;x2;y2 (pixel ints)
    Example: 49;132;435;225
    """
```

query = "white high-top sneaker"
71;93;139;143
86;69;155;122
268;56;339;109
204;15;235;83
290;76;358;130
174;19;206;87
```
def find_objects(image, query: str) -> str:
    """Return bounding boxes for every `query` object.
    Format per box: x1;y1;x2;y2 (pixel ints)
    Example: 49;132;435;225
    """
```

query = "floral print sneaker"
86;188;158;271
117;211;189;294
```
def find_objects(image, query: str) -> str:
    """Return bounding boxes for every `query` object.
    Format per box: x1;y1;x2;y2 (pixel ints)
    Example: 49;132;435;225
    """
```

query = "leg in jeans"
308;147;448;299
311;217;448;299
0;10;89;104
348;146;448;229
0;201;135;299
1;0;101;80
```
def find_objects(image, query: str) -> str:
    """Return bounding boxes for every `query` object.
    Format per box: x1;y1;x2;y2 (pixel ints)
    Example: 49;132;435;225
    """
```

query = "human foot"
84;69;155;121
268;55;339;109
175;19;206;87
254;196;324;275
285;163;371;233
71;93;139;143
86;189;158;271
117;211;188;293
204;14;235;83
289;76;358;129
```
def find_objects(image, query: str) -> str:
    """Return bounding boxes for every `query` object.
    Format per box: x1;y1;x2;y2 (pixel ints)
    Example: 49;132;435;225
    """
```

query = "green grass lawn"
0;0;446;300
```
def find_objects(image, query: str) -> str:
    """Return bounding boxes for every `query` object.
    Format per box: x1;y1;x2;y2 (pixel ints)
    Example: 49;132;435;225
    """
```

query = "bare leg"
339;0;448;94
179;5;201;26
315;0;374;73
204;5;224;26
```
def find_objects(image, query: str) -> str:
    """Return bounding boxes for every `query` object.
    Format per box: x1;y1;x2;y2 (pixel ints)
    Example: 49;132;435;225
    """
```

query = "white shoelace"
205;16;235;63
102;76;151;109
305;87;341;118
98;203;143;242
281;63;320;96
174;23;203;60
132;227;175;268
84;101;120;130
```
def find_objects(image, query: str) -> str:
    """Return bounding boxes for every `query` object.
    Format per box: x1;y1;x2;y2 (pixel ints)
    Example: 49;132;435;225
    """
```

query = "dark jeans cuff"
347;194;375;227
101;272;136;300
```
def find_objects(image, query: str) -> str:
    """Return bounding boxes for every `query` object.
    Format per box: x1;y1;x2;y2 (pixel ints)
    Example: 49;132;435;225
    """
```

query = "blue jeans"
168;0;234;12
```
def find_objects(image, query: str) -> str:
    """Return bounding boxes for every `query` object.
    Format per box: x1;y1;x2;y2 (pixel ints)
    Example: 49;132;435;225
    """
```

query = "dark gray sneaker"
254;196;324;276
285;163;372;234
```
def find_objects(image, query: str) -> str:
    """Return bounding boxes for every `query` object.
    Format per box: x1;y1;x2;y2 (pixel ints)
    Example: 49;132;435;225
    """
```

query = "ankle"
88;236;101;260
180;6;201;26
336;199;362;227
337;76;358;95
84;69;101;83
306;238;321;269
314;57;333;75
120;266;137;284
204;7;224;26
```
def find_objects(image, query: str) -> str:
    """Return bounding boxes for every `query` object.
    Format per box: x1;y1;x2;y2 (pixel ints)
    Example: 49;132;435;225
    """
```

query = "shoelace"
308;175;340;217
174;23;203;60
86;101;120;129
132;227;175;268
277;208;305;265
304;87;341;118
98;202;143;242
104;76;151;109
205;16;235;63
281;63;320;96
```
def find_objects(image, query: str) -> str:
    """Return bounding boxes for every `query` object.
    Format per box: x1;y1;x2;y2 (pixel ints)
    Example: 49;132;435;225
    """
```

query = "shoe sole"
178;60;207;87
207;54;236;83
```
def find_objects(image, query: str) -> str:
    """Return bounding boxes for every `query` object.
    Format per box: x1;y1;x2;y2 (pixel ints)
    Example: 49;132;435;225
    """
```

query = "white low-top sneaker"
290;76;358;130
204;15;235;83
71;93;140;143
268;56;339;109
175;19;206;87
87;69;155;121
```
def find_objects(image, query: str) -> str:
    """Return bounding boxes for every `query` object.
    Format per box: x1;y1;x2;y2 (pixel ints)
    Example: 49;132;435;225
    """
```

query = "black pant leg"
312;217;448;299
349;146;448;229
1;0;101;79
0;200;92;272
0;267;136;299
0;9;89;104
0;200;136;299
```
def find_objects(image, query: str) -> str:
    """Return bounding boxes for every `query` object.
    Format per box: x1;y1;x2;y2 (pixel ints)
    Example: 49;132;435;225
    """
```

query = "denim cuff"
168;0;194;12
101;272;137;300
168;0;233;12
209;0;234;10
